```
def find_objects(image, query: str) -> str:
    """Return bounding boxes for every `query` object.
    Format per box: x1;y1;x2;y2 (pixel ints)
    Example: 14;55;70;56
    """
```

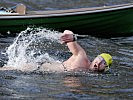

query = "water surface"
0;28;132;100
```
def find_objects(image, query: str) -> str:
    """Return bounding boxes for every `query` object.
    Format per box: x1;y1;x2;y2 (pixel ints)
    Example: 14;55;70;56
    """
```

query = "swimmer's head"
90;53;112;72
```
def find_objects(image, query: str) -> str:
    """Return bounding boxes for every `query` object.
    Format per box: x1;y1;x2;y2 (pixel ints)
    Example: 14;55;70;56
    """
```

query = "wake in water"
3;27;64;72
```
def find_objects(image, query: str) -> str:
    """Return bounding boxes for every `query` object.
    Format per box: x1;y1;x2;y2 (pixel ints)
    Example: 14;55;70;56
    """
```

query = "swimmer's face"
90;56;107;72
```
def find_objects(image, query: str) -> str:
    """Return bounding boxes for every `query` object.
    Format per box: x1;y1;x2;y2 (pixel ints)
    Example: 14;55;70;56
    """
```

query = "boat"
1;3;133;37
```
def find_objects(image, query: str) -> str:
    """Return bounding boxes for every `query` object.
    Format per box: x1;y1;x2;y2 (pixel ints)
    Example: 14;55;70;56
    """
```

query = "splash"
5;27;62;70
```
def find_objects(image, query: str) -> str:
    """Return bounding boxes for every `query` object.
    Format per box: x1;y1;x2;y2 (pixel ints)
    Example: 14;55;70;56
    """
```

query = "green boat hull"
1;3;133;37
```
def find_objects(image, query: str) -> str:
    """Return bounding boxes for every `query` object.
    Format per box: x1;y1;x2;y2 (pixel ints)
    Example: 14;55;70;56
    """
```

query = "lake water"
0;0;133;100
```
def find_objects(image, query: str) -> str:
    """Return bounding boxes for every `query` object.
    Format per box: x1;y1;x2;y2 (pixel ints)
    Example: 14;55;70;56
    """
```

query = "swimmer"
59;30;113;72
0;30;112;73
41;30;112;72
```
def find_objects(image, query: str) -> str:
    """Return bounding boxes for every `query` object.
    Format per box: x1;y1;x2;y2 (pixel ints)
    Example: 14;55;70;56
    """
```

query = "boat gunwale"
0;3;133;19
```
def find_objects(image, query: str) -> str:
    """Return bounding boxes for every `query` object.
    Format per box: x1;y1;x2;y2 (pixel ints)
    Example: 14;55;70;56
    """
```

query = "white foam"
5;27;62;70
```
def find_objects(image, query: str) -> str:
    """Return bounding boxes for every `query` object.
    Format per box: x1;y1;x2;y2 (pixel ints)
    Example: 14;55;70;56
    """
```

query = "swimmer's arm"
61;30;90;69
66;41;86;56
61;30;86;56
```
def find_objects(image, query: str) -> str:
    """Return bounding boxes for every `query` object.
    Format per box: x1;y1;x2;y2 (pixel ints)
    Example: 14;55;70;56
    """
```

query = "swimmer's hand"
60;30;76;44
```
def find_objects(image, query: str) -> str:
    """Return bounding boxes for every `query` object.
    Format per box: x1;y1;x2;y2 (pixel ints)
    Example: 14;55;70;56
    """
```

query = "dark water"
0;28;132;100
0;0;133;100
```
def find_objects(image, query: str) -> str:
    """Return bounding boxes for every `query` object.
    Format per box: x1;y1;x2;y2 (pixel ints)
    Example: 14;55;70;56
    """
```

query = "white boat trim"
0;3;133;19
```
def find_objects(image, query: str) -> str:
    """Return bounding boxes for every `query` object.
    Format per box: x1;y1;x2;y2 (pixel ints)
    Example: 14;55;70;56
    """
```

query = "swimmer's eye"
105;66;108;68
102;60;106;65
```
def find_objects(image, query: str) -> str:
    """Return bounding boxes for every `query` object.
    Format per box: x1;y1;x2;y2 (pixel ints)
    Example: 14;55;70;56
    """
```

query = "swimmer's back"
40;62;65;72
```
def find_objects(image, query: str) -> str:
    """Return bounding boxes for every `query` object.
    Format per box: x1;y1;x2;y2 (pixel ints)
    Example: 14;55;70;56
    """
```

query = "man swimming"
0;30;112;73
59;30;112;72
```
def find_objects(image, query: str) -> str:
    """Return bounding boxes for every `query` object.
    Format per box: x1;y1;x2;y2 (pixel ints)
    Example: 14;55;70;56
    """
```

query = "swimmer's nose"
94;64;98;70
94;64;98;69
94;64;98;67
94;64;97;68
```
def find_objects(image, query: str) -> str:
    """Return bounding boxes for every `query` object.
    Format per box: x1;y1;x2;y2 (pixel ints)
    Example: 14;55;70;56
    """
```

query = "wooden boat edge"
0;3;133;19
28;3;133;15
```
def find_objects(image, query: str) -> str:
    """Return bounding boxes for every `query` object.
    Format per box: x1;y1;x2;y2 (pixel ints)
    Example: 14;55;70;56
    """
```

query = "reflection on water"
0;27;132;99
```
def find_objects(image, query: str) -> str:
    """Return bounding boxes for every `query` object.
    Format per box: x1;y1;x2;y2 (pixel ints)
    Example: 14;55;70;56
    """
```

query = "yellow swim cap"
99;53;112;71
